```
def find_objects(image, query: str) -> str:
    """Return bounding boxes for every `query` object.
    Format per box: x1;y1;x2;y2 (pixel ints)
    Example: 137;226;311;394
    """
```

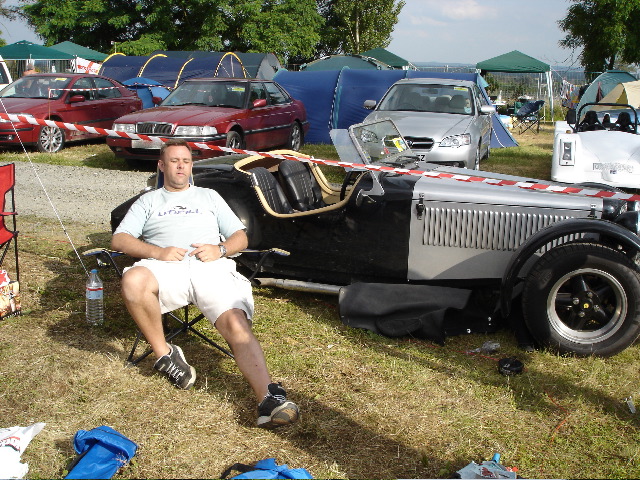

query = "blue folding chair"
513;100;545;134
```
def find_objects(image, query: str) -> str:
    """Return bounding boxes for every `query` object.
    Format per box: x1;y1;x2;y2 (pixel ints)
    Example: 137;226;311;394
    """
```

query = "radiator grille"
404;136;434;151
422;206;578;251
136;122;173;135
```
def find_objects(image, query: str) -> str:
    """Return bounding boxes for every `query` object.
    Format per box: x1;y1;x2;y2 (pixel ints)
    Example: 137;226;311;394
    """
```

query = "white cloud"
405;0;497;23
409;16;448;28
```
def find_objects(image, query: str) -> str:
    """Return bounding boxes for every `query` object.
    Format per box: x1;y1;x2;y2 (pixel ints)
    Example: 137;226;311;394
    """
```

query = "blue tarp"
123;77;171;109
274;68;517;148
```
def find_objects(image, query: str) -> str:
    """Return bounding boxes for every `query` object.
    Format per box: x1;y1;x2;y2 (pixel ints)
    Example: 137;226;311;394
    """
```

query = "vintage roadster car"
112;118;640;357
551;102;640;189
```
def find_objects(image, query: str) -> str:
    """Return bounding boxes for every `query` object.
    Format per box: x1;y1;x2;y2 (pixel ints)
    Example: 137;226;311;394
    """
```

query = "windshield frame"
378;83;476;115
346;118;413;165
0;75;73;100
161;80;249;108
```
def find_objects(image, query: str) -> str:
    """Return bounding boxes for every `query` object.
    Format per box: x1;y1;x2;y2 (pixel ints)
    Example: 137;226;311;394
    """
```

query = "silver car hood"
365;111;474;140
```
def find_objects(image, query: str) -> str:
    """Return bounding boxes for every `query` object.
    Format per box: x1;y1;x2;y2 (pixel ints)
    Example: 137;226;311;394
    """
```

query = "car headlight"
113;123;136;134
174;125;218;136
440;134;471;148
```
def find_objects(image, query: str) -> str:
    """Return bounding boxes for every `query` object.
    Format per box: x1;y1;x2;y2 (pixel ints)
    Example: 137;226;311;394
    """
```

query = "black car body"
112;119;640;357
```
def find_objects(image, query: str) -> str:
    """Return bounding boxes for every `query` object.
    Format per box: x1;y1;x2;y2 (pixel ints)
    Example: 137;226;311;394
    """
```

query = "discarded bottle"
85;269;104;326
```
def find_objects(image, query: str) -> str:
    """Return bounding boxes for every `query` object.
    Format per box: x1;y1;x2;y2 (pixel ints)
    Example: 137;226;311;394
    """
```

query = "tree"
20;0;322;60
0;0;19;46
317;0;405;55
559;0;640;73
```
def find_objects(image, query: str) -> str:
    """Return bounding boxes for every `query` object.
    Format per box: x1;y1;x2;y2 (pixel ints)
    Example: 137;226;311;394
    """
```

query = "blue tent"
274;68;516;148
123;77;171;109
99;52;249;89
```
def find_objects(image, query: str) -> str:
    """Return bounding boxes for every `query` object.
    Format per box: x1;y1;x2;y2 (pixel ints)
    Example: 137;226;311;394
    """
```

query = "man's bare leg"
121;266;169;358
215;308;271;399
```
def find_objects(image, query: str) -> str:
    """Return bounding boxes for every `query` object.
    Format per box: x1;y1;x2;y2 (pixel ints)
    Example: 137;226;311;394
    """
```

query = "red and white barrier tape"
2;112;640;202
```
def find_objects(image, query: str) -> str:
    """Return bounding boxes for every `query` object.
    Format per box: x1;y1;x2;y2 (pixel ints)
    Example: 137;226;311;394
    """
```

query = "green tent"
0;40;74;60
300;54;392;71
360;48;416;70
476;50;554;113
51;41;108;62
476;50;549;73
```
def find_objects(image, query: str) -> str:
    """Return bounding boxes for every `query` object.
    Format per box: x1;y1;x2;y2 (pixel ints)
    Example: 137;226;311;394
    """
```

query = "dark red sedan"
107;78;309;164
0;73;142;153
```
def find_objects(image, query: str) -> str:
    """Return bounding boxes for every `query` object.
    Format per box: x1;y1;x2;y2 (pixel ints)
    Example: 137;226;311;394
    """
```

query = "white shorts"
124;257;254;323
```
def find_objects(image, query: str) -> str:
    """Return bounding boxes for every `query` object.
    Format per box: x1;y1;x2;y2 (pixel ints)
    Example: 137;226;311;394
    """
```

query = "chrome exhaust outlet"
253;277;342;295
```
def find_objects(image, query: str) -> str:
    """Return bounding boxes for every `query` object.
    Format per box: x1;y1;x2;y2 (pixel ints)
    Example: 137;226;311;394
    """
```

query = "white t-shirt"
114;185;245;256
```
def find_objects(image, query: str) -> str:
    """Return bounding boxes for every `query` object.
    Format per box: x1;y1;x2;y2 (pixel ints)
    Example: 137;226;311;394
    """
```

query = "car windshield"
331;118;413;165
378;83;475;115
0;76;73;99
162;80;247;108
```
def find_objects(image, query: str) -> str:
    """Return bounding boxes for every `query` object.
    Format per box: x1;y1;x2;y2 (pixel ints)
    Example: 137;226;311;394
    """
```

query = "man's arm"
112;232;188;261
189;229;248;262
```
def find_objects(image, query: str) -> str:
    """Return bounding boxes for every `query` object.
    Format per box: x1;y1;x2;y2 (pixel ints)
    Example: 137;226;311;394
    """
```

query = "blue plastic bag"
221;458;313;479
65;426;137;479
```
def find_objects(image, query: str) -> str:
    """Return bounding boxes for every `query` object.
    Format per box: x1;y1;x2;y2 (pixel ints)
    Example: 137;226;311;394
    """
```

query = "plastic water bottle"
85;269;104;326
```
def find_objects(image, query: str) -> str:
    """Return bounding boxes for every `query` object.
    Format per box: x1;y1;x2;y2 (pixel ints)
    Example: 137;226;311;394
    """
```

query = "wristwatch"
218;244;227;258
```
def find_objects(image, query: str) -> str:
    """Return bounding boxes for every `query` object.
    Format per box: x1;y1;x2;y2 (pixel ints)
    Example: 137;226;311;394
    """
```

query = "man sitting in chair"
111;139;299;429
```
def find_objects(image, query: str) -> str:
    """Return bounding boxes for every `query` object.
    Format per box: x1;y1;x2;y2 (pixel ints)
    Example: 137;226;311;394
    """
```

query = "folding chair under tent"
513;100;545;134
0;163;20;320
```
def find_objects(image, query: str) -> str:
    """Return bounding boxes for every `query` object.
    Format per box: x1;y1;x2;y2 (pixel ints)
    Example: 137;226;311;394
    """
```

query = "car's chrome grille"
136;122;173;135
422;206;581;251
404;136;434;151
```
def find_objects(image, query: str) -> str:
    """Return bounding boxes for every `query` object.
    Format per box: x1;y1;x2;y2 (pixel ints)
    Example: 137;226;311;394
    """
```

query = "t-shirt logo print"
157;204;201;216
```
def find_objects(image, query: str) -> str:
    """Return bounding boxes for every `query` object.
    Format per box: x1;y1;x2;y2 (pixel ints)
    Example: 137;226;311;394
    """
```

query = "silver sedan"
364;78;495;169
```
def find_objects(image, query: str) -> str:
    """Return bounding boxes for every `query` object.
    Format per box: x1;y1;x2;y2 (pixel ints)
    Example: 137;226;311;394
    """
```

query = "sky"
1;0;579;68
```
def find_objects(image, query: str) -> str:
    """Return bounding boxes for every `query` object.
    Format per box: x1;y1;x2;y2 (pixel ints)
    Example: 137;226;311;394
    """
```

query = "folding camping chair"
84;165;288;366
0;163;20;320
84;245;287;365
513;100;545;134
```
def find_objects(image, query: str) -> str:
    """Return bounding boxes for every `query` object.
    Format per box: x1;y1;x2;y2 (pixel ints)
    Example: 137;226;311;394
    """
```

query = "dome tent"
300;54;393;71
98;52;249;89
576;70;636;114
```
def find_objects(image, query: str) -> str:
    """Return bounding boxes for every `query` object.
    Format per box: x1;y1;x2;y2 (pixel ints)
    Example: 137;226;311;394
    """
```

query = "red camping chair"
0;163;20;320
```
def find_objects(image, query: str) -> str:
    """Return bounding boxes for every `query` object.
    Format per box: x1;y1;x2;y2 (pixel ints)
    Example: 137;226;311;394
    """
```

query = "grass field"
2;125;640;479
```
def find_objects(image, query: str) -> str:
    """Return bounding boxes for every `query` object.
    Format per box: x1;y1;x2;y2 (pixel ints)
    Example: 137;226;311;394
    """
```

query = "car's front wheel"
287;122;303;151
225;130;244;153
37;125;65;153
472;143;481;170
522;243;640;357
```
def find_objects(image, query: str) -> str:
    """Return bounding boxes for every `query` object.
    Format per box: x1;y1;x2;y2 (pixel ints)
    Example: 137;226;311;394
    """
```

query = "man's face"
158;145;193;192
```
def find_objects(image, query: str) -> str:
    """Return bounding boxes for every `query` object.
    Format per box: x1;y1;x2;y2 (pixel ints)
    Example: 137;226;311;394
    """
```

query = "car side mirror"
252;98;267;108
152;96;163;105
363;99;377;110
565;108;576;125
69;95;86;103
480;105;496;115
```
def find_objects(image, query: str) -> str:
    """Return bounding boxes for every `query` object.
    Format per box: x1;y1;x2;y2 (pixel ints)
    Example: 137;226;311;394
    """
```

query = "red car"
0;73;142;153
107;78;309;164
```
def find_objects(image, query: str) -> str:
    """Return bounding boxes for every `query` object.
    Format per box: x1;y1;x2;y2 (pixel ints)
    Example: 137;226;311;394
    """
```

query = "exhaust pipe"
253;277;342;295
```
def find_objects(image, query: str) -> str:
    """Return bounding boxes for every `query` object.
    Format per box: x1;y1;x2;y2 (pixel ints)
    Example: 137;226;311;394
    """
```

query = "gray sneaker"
257;383;299;429
153;344;196;390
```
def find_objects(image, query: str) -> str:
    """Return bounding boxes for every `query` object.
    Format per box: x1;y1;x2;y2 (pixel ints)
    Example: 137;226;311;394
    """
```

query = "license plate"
132;139;160;149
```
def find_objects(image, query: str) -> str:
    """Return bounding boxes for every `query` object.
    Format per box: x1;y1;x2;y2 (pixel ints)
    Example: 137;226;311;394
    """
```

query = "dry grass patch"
3;134;640;478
